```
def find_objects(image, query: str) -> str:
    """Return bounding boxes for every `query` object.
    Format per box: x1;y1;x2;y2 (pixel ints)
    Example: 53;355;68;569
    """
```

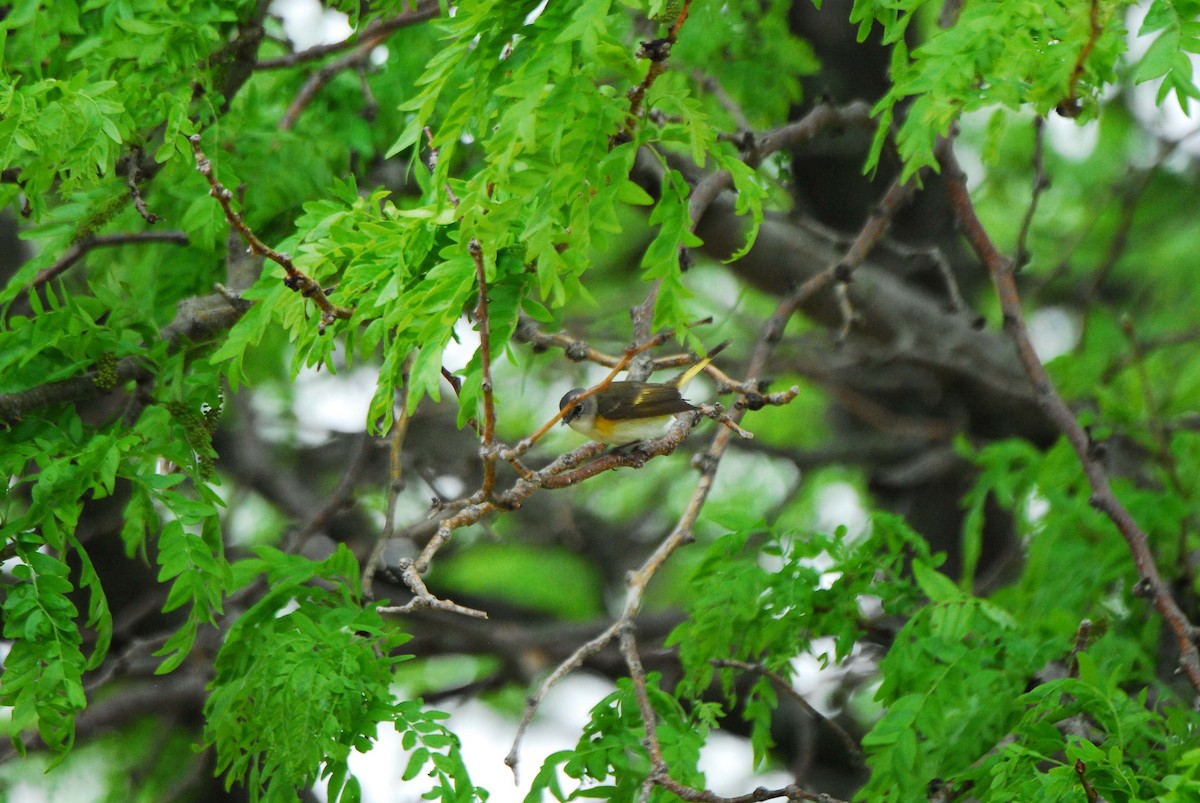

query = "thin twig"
711;659;863;767
628;277;665;380
83;631;173;694
1119;316;1185;494
293;432;372;549
470;239;498;498
680;101;875;281
1033;125;1200;312
515;313;703;372
924;248;971;315
1075;760;1100;803
617;626;665;803
363;354;414;599
1013;116;1049;273
1056;0;1102;118
732;384;802;410
697;403;754;440
504;619;623;780
1067;619;1093;679
833;280;858;344
827;384;955;441
1073;135;1180;337
746;166;924;384
622;638;850;802
29;231;189;292
413;504;480;574
615;1;693;146
189;135;352;333
1078;178;1142;305
357;64;378;121
695;73;752;132
377;558;488;619
278;31;388;131
125;146;160;224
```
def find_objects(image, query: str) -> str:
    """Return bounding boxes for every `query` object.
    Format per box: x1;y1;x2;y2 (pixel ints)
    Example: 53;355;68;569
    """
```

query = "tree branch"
256;2;442;70
940;143;1200;695
26;230;189;294
278;31;390;131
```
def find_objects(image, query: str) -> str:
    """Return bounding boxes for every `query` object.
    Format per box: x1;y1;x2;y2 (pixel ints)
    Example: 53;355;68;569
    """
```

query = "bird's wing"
596;381;696;420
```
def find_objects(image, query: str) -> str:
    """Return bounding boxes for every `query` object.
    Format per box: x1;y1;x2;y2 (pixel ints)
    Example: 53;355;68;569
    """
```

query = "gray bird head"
558;388;594;425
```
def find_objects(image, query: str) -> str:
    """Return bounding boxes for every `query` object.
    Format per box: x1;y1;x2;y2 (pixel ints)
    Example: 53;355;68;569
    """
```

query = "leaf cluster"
666;513;933;765
854;431;1198;799
204;545;481;802
849;0;1127;179
526;673;706;802
2;355;231;749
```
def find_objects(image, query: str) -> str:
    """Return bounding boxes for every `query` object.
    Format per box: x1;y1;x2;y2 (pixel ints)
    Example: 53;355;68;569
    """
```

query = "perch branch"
1013;116;1049;273
503;130;913;782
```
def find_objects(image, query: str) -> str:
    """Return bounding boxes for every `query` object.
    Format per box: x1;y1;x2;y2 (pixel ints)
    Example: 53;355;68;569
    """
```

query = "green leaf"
1135;27;1181;83
912;559;960;602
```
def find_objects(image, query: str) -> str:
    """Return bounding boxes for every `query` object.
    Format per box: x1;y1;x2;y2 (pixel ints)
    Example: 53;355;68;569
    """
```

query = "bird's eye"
559;389;584;424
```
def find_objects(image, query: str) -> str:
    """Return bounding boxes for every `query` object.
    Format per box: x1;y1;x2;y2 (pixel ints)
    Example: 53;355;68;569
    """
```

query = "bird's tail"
672;339;732;388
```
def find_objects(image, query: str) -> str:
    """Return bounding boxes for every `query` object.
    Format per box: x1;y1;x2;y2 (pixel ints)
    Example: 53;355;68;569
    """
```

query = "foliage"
2;0;1200;801
525;674;707;802
667;514;932;764
856;434;1200;801
201;545;477;803
860;0;1127;179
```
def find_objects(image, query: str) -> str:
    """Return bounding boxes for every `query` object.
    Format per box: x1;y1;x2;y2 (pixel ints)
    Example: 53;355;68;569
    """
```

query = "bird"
558;340;730;446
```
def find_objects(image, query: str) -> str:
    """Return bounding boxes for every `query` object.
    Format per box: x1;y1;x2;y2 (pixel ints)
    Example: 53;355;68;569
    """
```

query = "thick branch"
632;150;1057;445
0;357;150;423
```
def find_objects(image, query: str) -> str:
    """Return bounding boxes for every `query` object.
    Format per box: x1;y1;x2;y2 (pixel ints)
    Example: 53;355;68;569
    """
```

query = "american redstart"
558;340;731;446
